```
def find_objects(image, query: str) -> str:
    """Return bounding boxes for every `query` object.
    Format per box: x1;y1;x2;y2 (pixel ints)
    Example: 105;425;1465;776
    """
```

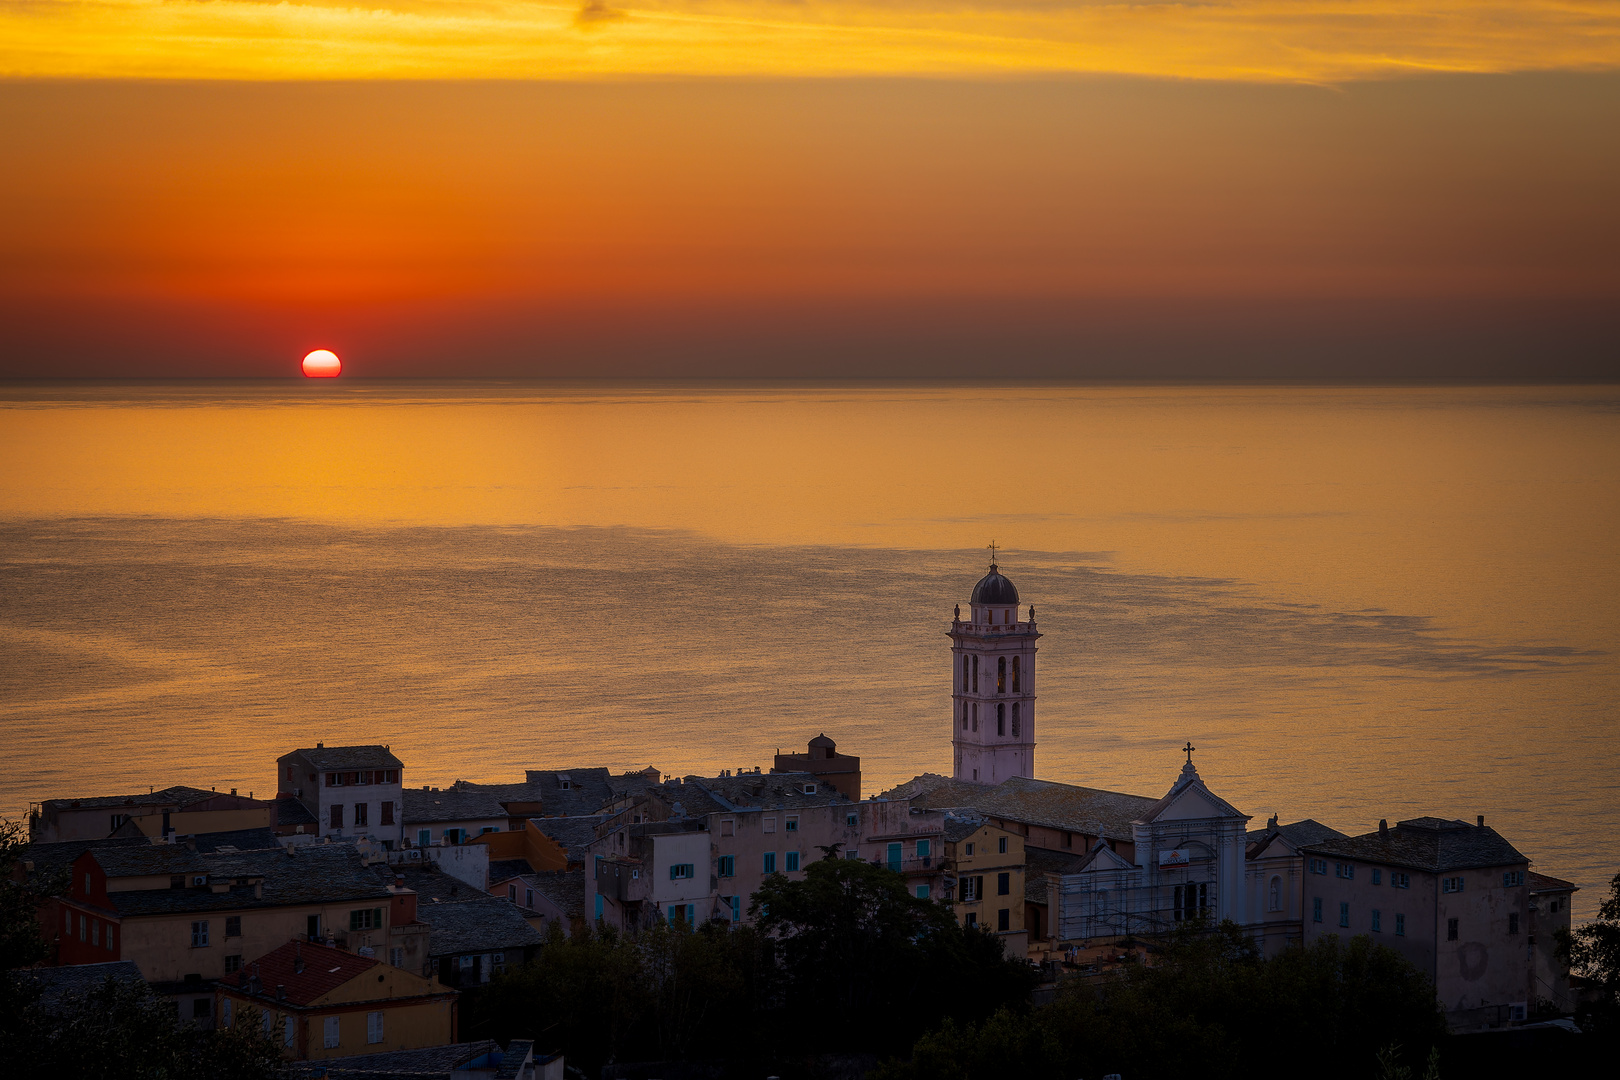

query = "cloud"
575;1;628;28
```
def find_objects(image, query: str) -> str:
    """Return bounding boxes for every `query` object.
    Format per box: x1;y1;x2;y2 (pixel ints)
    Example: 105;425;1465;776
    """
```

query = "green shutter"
349;910;360;931
374;907;384;929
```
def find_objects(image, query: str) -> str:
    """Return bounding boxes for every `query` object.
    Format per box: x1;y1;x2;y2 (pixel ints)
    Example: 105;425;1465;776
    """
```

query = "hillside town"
14;563;1589;1078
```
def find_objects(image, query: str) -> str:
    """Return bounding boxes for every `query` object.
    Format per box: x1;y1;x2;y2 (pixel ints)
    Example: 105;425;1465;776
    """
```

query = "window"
595;894;604;919
1062;831;1073;850
972;703;978;731
1396;913;1405;936
1442;876;1465;893
445;828;464;844
786;851;801;872
330;804;343;829
668;904;695;925
1309;859;1328;875
327;772;341;787
887;843;902;871
997;872;1010;896
670;863;695;880
998;908;1010;932
1011;703;1020;737
963;654;970;690
91;920;98;946
345;772;359;786
1509;913;1520;935
193;998;212;1020
263;1009;273;1035
390;947;404;967
961;876;984;902
1391;872;1410;889
1268;876;1282;912
917;839;931;859
225;953;243;972
1447;917;1459;941
79;914;86;941
324;1015;340;1049
786;816;798;832
730;896;742;921
1503;870;1525;887
105;925;114;951
508;884;518;901
385;769;398;783
962;703;969;730
972;655;979;693
222;997;233;1027
721;819;734;837
354;802;368;827
381;802;394;826
1336;862;1355;880
366;1011;384;1044
308;914;321;939
846;848;860;859
764;817;776;834
1174;883;1209;921
1012;656;1020;692
763;852;776;874
718;855;735;877
917;885;930;899
191;920;209;947
1312;898;1323;923
1371;910;1382;932
1338;901;1350;928
1372;869;1382;886
997;656;1006;693
226;916;241;938
965;842;974;856
1550;899;1561;914
997;703;1005;736
525;889;534;909
846;813;858;827
349;907;384;931
417;829;431;847
965;912;978;928
998;836;1008;854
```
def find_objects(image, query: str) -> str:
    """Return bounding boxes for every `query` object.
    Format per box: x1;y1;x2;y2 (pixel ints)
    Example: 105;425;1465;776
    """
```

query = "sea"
2;382;1616;913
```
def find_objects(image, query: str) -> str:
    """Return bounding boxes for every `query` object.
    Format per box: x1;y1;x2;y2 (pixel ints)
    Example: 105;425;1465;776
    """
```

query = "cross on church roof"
1183;741;1196;765
987;540;999;567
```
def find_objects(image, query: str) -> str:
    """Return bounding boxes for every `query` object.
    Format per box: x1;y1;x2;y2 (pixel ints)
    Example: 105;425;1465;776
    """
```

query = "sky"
2;3;1619;378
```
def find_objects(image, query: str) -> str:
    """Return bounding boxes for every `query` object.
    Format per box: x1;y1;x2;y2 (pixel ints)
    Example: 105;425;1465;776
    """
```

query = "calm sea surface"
1;382;1616;912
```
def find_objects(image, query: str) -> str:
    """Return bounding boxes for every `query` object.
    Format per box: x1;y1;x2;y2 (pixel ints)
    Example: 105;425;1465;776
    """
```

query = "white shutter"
284;1015;295;1046
367;1010;385;1044
324;1015;340;1048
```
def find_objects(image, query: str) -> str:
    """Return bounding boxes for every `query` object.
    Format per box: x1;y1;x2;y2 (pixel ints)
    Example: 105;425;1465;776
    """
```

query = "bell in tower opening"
950;553;1040;784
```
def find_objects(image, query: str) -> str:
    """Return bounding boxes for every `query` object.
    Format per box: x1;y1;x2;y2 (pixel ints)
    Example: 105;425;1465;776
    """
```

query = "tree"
1558;870;1620;1036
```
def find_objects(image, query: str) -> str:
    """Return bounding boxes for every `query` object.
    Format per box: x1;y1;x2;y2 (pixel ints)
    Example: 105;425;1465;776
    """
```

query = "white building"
277;744;405;848
950;561;1039;784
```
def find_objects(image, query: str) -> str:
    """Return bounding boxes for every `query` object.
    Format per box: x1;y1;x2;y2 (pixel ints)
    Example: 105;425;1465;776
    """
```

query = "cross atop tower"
1183;741;1196;765
986;540;1000;566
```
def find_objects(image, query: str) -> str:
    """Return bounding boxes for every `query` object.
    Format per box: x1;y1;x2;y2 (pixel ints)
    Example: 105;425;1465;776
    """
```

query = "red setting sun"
301;349;342;377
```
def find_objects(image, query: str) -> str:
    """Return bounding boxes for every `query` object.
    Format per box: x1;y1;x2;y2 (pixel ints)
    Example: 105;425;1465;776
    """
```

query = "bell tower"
950;556;1039;784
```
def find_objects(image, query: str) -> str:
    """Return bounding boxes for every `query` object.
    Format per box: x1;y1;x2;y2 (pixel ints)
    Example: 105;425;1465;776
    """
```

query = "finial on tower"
987;540;1000;568
1183;741;1196;765
954;603;960;621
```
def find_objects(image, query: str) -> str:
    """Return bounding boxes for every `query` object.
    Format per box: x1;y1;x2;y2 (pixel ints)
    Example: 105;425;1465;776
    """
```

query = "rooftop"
415;892;546;957
684;771;854;811
277;797;319;828
1302;818;1529;873
287;745;403;772
102;843;394;917
403;788;507;824
290;1040;502;1079
529;815;608;862
14;961;148;1014
223;939;381;1007
519;868;587;919
887;774;1158;840
41;785;217;813
1247;818;1348;851
1529;870;1579;894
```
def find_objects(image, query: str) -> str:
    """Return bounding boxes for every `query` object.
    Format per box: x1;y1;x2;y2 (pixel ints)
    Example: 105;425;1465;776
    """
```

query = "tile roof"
25;836;155;878
91;843;211;878
522;868;586;919
223;940;381;1007
1529;871;1578;893
941;813;986;843
403;788;507;824
887;774;1159;840
290;1040;501;1079
191;827;282;853
496;1040;535;1080
416;893;546;957
278;797;319;827
105;843;393;917
14;961;148;1013
1302;818;1529;874
523;768;618;817
683;771;854;811
41;785;217;812
290;746;404;771
1247;819;1347;850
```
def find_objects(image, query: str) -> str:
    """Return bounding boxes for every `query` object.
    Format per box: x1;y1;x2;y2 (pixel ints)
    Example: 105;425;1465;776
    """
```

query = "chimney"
1378;819;1389;838
393;884;418;925
231;788;237;796
317;742;323;748
1477;815;1485;827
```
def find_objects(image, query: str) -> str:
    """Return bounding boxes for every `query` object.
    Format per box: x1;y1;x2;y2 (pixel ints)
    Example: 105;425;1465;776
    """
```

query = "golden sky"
5;1;1620;82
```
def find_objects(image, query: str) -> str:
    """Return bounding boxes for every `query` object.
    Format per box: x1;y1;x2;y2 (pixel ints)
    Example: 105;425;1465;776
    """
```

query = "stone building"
950;561;1040;784
277;745;405;848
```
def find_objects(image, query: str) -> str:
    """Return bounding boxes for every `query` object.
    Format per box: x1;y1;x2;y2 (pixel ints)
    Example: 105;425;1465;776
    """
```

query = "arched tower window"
961;703;969;731
997;657;1006;694
1012;656;1020;693
962;654;970;692
997;703;1005;736
972;656;979;693
1011;702;1021;737
972;703;978;731
1268;876;1282;912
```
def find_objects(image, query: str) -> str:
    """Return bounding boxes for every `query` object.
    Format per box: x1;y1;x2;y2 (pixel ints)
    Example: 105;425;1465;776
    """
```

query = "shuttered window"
367;1011;385;1044
324;1015;340;1048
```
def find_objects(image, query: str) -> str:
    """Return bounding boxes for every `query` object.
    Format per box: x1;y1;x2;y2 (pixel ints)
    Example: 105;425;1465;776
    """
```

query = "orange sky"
2;7;1619;376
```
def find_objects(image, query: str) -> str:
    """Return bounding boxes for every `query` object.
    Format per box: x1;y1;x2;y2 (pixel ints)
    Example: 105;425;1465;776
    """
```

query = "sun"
301;349;342;378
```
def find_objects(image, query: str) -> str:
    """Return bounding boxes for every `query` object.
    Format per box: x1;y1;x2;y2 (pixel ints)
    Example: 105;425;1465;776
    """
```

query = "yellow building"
942;815;1027;956
218;939;456;1059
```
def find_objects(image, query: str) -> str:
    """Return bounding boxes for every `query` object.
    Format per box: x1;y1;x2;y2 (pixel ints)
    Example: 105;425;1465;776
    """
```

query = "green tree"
1558;870;1620;1036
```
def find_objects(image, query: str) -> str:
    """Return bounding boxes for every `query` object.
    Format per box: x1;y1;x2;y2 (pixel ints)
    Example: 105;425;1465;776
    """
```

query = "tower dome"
970;564;1020;605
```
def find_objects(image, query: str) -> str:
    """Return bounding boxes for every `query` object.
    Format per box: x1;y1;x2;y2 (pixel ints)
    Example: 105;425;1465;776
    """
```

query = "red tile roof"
224;940;379;1007
1529;870;1578;893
